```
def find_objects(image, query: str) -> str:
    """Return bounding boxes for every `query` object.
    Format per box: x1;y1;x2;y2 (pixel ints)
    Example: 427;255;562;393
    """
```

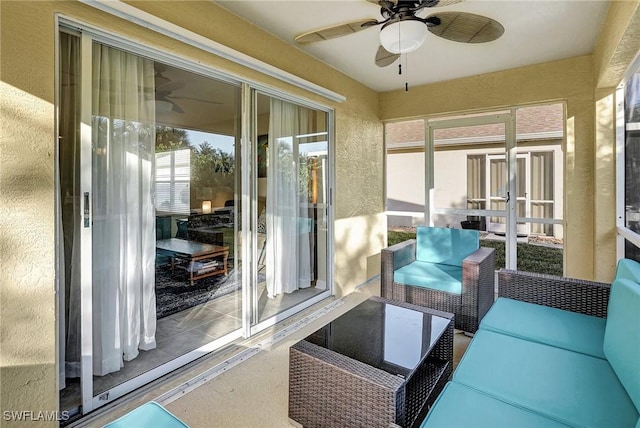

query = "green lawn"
387;230;563;276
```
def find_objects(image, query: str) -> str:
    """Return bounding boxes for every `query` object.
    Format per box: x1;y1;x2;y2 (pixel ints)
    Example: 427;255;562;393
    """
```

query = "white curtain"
266;99;312;297
91;43;156;376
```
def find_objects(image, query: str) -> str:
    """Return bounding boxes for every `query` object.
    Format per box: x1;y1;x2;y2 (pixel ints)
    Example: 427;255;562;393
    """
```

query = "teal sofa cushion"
615;258;640;282
604;277;640;411
103;401;188;428
420;381;571;428
453;330;639;428
393;261;462;294
415;227;479;266
480;297;607;359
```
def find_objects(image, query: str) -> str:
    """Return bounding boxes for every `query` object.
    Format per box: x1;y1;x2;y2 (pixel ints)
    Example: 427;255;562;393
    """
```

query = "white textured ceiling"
216;0;610;92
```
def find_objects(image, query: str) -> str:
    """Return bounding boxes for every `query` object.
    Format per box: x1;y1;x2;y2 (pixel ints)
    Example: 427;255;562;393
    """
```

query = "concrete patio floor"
86;279;471;427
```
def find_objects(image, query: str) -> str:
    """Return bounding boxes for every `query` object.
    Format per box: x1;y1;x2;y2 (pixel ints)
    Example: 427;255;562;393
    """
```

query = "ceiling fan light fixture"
380;19;427;54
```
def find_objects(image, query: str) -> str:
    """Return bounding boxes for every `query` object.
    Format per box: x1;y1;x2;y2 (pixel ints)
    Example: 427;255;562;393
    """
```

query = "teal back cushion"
416;227;479;266
615;258;640;283
603;277;640;411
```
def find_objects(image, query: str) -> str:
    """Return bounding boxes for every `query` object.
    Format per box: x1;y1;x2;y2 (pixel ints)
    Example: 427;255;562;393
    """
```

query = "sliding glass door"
59;33;245;413
250;92;330;330
58;27;333;416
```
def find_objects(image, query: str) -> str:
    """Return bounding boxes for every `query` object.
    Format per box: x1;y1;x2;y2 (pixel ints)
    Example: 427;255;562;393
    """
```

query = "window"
466;155;486;211
155;148;191;215
530;152;554;235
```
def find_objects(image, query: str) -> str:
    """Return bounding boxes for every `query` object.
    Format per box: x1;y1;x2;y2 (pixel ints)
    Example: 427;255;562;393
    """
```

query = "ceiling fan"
294;0;504;68
153;64;223;114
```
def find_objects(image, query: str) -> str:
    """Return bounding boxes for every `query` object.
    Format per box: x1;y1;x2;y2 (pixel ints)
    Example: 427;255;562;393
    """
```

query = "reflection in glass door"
253;93;330;327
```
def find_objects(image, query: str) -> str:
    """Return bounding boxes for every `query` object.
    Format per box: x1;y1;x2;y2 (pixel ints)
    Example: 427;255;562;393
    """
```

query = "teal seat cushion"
615;258;640;282
480;297;607;359
453;330;639;428
604;277;640;411
421;381;571;428
393;261;462;294
415;227;479;266
103;402;188;428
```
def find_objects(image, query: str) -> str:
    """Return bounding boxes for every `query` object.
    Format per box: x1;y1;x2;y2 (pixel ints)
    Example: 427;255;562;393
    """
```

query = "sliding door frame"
247;88;335;336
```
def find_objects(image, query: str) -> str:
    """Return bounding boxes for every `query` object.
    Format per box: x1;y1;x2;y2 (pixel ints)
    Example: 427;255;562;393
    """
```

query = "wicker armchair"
381;231;495;333
498;269;611;317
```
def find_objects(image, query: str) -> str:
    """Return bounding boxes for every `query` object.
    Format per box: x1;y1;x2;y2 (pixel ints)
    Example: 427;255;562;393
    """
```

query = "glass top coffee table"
289;296;454;428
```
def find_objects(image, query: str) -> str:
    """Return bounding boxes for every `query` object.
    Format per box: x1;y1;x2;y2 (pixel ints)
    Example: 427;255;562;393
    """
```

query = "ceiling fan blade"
375;45;400;67
155;73;170;87
413;0;462;12
156;81;184;93
169;95;224;105
367;0;397;14
155;93;184;114
171;102;184;114
295;19;379;43
427;12;504;43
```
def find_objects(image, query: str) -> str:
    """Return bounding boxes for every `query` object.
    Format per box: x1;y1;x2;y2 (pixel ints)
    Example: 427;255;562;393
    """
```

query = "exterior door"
427;112;520;269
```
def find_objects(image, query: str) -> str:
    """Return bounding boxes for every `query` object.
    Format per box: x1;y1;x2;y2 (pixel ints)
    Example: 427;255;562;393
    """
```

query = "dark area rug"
155;268;263;319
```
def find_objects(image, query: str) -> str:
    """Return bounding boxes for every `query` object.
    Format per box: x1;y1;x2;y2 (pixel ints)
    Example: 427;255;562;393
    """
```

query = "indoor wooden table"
156;238;229;285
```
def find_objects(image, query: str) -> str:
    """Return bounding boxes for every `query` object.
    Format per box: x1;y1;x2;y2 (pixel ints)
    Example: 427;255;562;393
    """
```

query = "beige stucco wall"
0;0;383;424
592;0;640;281
1;2;59;426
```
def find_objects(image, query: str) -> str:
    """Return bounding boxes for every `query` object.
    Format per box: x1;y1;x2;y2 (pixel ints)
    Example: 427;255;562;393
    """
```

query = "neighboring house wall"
386;150;426;226
0;1;383;424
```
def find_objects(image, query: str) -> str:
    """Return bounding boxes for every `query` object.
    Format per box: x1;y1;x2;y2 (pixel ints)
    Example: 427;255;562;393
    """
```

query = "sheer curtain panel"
266;99;313;297
91;43;157;376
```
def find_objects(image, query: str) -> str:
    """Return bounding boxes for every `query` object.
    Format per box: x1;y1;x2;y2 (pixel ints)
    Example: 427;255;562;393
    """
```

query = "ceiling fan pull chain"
405;54;409;91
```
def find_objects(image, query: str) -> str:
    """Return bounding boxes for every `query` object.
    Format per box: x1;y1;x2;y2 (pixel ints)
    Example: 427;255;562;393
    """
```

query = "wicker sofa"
381;227;495;333
420;259;640;427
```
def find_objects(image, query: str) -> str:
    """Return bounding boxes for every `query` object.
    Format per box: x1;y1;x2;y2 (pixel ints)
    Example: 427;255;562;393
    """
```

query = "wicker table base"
288;297;454;428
